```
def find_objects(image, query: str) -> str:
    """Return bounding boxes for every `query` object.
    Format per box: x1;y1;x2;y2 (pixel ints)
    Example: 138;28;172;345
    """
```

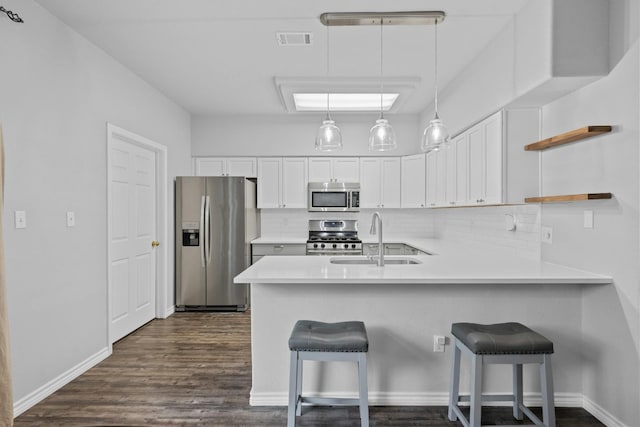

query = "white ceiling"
34;0;530;116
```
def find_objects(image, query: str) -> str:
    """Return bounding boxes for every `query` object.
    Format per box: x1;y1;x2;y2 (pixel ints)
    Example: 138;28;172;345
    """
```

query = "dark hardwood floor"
15;312;604;426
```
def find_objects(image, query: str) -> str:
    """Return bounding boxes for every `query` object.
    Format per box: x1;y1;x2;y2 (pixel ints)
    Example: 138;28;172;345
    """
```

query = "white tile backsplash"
259;205;540;259
431;204;541;259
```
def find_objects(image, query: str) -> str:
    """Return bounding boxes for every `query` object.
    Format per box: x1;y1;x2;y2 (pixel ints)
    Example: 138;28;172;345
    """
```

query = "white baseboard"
13;346;111;417
249;390;583;408
251;391;627;425
583;395;627;427
162;305;175;319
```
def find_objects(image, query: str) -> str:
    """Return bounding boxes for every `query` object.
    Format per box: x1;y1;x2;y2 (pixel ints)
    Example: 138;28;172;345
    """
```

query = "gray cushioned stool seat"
287;320;369;427
448;322;556;427
451;322;554;355
289;320;369;352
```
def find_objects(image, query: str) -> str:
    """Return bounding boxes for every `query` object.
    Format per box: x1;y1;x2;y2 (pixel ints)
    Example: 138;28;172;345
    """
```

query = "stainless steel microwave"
308;182;360;212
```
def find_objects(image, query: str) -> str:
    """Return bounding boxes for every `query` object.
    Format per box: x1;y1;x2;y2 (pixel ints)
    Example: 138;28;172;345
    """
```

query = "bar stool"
448;322;555;427
287;320;369;427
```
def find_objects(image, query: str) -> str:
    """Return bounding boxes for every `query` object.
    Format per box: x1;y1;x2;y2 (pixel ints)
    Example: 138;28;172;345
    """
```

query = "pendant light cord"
326;24;331;121
379;19;384;120
433;21;439;119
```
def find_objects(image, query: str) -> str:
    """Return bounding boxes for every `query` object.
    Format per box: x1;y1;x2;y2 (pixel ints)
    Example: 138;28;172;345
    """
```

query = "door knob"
151;240;160;247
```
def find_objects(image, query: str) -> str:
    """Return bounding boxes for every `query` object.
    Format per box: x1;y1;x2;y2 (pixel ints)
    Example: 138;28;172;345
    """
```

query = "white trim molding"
249;390;584;408
13;347;110;417
583;395;627;427
106;123;170;342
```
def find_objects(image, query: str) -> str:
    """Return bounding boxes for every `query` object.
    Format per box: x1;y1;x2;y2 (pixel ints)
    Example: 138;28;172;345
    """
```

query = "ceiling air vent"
276;32;313;46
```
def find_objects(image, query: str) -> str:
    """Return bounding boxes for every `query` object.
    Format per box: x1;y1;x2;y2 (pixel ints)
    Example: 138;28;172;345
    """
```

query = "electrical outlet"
14;211;26;229
541;226;553;244
66;211;75;227
433;335;446;352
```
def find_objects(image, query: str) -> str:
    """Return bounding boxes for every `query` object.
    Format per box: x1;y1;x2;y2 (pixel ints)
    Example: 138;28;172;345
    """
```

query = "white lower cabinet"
359;157;401;209
251;243;306;264
257;158;308;208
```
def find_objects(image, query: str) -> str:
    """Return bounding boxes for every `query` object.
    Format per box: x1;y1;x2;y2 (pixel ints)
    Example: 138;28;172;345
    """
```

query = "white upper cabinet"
425;151;438;208
194;157;257;177
257;158;308;209
453;134;469;206
467;111;503;205
308;157;359;183
445;144;457;206
401;154;426;208
257;158;282;208
359;157;401;209
281;158;308;209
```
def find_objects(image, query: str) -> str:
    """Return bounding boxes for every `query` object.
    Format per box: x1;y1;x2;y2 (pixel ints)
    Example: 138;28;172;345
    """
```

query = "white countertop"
235;254;612;285
242;236;612;285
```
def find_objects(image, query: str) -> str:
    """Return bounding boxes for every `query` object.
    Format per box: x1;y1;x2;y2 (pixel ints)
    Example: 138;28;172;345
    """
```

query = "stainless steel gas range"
306;219;363;256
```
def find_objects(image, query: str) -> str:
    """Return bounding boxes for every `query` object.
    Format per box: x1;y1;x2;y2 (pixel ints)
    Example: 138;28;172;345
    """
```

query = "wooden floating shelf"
524;125;612;151
525;193;612;204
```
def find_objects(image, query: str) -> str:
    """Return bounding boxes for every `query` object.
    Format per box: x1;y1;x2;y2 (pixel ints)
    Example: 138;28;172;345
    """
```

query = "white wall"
539;42;640;426
0;0;192;412
260;205;540;260
192;114;422;157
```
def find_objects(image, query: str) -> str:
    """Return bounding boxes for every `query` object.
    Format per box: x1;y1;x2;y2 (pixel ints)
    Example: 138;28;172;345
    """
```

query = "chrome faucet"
369;211;384;267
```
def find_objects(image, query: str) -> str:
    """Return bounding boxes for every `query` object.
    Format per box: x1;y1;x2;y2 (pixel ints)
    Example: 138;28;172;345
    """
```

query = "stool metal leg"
541;354;556;427
357;353;369;427
513;363;523;420
295;353;303;416
469;353;483;427
448;340;461;421
288;351;299;427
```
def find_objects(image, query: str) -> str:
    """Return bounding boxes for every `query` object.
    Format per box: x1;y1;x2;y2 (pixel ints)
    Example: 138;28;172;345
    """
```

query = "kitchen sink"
330;256;422;265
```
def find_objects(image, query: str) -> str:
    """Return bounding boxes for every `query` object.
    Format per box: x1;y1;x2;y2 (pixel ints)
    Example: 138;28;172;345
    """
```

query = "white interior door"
109;135;157;342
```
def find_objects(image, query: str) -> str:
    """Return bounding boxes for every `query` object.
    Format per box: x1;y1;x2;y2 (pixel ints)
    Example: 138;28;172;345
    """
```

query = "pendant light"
315;23;343;152
369;19;397;152
421;19;449;153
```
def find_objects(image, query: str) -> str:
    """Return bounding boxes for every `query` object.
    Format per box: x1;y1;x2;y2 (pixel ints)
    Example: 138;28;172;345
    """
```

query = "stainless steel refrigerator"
175;176;259;311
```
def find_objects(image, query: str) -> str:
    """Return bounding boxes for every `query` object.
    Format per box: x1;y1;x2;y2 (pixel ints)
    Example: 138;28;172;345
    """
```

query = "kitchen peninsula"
234;241;612;407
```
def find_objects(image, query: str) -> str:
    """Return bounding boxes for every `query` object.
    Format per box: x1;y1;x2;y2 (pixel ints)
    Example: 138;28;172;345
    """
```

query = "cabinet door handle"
274;245;285;249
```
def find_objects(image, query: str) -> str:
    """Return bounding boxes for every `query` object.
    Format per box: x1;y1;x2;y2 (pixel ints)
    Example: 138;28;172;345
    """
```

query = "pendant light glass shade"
422;114;449;152
315;115;343;151
421;20;449;153
369;117;396;151
369;20;396;152
316;25;342;152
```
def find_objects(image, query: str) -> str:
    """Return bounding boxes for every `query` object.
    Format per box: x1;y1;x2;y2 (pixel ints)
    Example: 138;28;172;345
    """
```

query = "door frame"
106;123;169;348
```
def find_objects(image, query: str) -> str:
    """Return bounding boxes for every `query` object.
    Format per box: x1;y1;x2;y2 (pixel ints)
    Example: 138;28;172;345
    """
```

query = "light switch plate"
14;211;26;229
433;335;446;352
66;211;75;227
584;210;593;228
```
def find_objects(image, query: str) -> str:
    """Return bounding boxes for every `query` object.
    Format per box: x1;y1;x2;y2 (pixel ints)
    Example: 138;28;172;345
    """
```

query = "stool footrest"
452;403;544;427
301;396;361;406
458;394;515;403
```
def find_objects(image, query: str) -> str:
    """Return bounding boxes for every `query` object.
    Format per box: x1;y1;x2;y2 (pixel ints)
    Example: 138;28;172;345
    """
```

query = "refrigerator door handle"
199;195;206;268
205;195;212;265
